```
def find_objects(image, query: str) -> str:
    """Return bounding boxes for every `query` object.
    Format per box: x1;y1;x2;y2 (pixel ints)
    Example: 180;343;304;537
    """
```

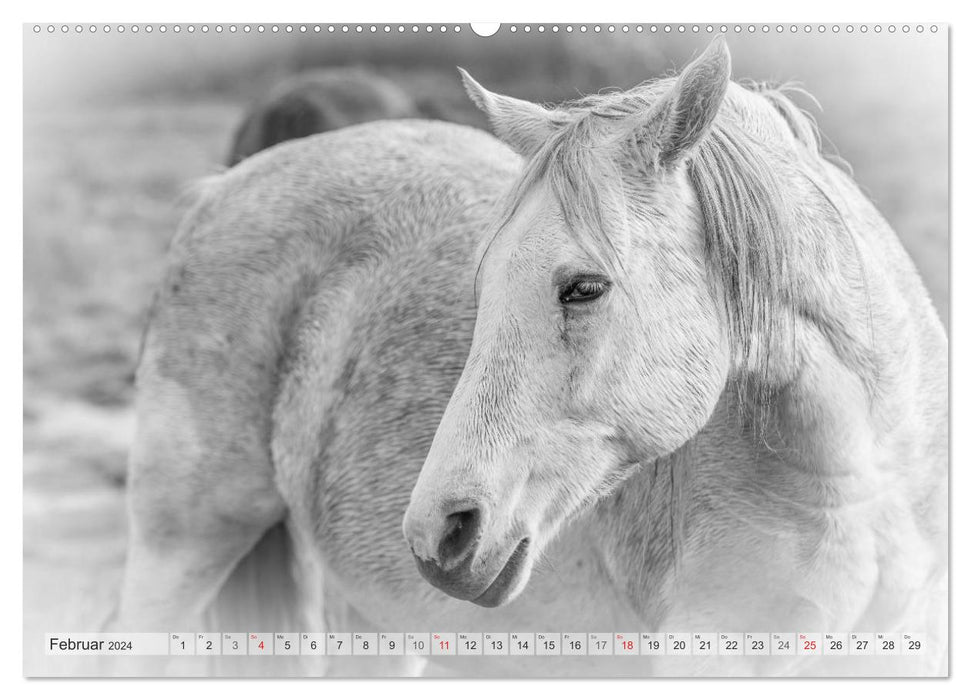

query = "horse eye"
558;276;611;305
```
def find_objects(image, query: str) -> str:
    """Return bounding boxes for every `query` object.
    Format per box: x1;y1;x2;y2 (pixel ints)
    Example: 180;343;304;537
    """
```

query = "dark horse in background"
226;67;461;165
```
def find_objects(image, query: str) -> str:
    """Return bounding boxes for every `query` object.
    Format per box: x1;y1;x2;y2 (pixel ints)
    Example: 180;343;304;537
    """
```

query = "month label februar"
45;634;169;656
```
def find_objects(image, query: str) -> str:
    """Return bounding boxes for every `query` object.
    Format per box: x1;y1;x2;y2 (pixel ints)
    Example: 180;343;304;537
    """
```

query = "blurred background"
23;25;948;675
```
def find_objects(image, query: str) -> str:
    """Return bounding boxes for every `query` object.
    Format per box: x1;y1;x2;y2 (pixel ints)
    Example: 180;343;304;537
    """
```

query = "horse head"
403;38;782;607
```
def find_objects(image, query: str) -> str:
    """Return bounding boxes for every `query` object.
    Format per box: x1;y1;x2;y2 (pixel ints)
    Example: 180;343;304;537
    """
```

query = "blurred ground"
23;99;239;675
22;27;948;676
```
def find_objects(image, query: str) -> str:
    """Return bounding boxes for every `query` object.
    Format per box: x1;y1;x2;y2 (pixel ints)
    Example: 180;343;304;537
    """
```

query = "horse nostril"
438;508;481;566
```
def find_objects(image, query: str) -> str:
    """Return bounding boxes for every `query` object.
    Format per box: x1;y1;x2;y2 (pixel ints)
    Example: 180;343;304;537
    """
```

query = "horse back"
136;119;519;622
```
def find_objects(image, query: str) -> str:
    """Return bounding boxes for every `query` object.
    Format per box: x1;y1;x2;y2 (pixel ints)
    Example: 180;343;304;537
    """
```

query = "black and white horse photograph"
22;22;948;678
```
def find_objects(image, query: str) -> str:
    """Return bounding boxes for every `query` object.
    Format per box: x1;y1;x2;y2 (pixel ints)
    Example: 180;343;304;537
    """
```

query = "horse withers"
117;39;947;676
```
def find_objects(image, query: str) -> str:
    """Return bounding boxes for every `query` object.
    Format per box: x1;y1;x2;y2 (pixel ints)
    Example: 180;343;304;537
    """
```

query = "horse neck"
753;157;947;479
586;392;761;625
587;158;948;626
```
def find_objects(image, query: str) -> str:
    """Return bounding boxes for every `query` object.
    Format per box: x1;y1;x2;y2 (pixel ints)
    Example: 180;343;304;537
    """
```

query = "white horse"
115;39;947;677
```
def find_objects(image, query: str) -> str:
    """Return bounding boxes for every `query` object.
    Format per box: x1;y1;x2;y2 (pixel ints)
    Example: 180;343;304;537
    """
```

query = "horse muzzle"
402;500;531;606
411;536;531;608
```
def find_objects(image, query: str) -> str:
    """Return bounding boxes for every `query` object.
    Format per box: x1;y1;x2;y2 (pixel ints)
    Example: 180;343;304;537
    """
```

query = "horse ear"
635;37;732;168
458;68;559;157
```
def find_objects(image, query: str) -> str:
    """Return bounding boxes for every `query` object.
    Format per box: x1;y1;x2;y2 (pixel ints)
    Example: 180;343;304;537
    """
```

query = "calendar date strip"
46;632;925;657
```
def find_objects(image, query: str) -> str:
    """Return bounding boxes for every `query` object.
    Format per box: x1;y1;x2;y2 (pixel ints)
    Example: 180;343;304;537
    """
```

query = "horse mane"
481;78;846;418
688;113;794;399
